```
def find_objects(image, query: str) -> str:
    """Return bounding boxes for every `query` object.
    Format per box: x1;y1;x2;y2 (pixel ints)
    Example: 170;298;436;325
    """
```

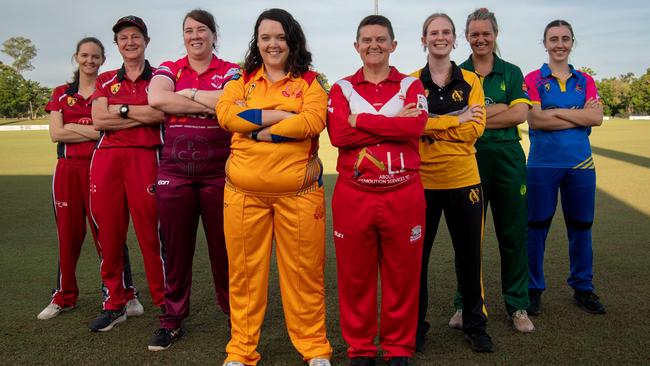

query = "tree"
630;68;650;114
19;79;50;119
0;64;25;117
2;36;37;74
579;66;596;77
597;76;634;117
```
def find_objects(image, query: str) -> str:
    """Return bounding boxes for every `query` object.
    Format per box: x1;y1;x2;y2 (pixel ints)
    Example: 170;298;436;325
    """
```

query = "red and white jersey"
327;67;428;190
153;55;239;177
91;61;162;149
45;83;96;159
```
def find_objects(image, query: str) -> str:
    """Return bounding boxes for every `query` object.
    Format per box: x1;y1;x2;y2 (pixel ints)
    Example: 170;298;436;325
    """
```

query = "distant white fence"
0;125;49;131
629;116;650;120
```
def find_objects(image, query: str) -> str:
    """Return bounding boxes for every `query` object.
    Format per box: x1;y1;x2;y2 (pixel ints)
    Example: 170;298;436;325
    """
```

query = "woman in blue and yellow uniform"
524;20;605;316
216;8;332;366
411;13;494;353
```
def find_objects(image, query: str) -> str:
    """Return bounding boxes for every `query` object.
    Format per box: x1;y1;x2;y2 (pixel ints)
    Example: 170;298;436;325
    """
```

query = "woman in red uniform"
146;9;239;351
38;37;141;320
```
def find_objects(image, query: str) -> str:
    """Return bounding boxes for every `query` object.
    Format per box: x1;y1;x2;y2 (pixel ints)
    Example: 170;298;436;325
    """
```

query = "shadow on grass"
1;174;648;365
521;128;650;169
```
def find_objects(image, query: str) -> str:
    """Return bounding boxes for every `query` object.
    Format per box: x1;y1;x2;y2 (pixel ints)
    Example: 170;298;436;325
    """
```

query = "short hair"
543;19;575;42
183;9;219;50
243;8;311;76
356;15;395;41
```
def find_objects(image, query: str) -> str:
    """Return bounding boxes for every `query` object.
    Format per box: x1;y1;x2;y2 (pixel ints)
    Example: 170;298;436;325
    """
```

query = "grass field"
1;119;649;365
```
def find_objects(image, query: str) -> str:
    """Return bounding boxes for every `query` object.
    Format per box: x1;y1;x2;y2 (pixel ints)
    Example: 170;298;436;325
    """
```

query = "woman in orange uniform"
216;8;332;366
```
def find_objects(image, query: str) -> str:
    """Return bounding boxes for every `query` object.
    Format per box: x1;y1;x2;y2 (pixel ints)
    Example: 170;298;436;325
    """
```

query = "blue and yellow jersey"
524;63;599;169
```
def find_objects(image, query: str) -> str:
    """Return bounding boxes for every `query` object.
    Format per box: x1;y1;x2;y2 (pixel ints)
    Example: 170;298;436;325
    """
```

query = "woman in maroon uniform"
146;9;239;351
38;37;141;320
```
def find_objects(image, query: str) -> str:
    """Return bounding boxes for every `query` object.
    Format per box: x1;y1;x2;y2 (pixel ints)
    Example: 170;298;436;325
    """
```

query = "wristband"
251;130;259;141
190;88;198;101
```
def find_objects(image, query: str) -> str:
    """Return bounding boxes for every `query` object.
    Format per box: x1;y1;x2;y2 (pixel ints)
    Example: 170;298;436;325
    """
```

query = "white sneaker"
126;298;144;317
448;309;463;330
511;310;535;333
309;358;331;366
37;303;74;320
223;362;245;366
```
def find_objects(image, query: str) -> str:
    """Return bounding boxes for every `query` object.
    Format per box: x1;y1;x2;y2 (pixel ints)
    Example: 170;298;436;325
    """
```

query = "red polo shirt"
45;83;96;159
92;60;162;149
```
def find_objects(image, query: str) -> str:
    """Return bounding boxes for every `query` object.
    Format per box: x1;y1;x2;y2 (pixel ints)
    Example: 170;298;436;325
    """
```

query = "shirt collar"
178;54;221;73
117;60;153;82
420;61;464;84
540;63;578;78
461;54;505;75
249;64;293;83
349;66;401;85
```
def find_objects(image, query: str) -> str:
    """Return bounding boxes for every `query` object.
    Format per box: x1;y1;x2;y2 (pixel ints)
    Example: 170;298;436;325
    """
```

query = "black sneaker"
349;356;375;366
527;289;542;316
415;320;430;352
89;309;126;332
148;327;185;351
387;357;410;366
574;290;606;314
464;331;496;353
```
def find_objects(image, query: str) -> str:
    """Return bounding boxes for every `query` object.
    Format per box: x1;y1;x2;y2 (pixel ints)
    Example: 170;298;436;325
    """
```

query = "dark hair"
543;19;575;42
183;9;219;50
356;15;395;41
71;37;105;89
465;8;500;55
243;8;311;76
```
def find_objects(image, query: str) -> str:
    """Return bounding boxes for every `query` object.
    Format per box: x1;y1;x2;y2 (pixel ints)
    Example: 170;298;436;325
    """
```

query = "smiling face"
75;42;104;77
183;17;215;60
116;26;147;61
544;25;573;63
257;19;289;72
422;17;455;59
466;19;496;57
355;24;396;68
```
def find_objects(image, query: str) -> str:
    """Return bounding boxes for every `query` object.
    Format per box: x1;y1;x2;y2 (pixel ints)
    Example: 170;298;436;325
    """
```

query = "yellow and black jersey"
411;62;486;189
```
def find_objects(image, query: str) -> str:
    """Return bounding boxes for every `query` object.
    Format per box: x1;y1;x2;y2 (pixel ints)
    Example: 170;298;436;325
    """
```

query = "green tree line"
581;67;650;117
0;37;50;119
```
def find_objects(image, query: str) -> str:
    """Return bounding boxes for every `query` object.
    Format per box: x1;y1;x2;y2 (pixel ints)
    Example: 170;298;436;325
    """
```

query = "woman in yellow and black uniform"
412;13;494;353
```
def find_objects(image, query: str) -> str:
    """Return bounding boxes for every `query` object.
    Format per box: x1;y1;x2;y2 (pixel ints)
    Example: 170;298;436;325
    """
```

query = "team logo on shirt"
111;83;121;95
522;83;528;92
452;89;463;102
417;94;428;111
500;81;506;91
575;84;583;93
520;184;527;196
409;225;422;243
281;84;302;99
313;204;324;220
67;96;77;107
78;117;92;125
544;82;551;92
468;188;481;204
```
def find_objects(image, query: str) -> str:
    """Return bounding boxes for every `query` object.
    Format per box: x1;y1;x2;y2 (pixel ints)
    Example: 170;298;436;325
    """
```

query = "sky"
1;0;648;88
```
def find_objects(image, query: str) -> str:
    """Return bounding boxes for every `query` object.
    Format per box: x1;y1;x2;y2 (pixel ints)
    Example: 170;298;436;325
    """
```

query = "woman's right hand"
458;104;484;124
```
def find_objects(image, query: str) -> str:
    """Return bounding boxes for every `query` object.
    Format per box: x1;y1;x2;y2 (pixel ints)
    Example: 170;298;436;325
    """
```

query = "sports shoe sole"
148;344;170;352
37;305;76;320
575;301;606;314
94;313;127;332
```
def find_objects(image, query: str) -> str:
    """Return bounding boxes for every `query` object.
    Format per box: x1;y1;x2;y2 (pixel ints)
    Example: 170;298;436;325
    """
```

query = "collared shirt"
524;63;599;168
327;66;427;190
216;66;327;196
460;53;531;144
412;62;486;189
153;55;239;177
45;83;96;159
91;60;162;149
